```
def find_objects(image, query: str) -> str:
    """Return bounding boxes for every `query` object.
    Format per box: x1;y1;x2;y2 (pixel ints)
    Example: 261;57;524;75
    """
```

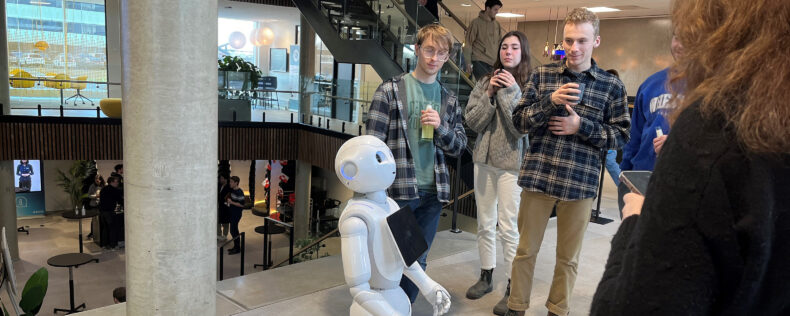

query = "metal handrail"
437;0;468;32
8;77;121;85
443;188;474;209
271;227;339;269
218;231;246;281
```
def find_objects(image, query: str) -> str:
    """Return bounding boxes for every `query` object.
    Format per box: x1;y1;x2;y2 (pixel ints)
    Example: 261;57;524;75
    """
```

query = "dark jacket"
591;102;790;315
99;185;123;213
218;184;232;223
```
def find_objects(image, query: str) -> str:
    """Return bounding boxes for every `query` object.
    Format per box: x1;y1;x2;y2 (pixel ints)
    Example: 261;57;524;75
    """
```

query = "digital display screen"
13;160;41;192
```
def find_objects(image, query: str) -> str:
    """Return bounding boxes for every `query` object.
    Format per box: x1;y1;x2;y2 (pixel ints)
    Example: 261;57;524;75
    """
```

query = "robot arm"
340;216;402;316
403;262;451;315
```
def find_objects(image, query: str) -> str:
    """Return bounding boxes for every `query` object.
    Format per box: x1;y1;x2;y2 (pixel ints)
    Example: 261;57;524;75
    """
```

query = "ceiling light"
586;7;621;13
461;3;471;6
496;12;525;18
30;1;51;4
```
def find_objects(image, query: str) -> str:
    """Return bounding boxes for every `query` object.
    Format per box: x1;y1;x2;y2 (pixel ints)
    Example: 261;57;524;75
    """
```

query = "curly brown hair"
668;0;790;154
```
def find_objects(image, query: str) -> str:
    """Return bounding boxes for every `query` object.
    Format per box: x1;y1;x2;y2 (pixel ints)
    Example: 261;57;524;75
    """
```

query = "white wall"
43;160;75;213
518;17;674;94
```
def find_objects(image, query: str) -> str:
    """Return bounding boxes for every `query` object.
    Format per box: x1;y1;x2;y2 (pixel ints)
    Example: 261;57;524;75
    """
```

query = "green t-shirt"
404;73;441;192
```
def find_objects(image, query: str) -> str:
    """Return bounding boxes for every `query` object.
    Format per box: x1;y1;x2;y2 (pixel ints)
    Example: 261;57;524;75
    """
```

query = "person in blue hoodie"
620;35;683;172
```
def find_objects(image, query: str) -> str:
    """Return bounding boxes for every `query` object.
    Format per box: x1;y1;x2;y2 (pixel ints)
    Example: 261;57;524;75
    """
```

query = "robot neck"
364;191;388;204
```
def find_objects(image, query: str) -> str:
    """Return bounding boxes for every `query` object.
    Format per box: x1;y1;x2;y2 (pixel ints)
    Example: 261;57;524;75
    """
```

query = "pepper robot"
335;135;451;316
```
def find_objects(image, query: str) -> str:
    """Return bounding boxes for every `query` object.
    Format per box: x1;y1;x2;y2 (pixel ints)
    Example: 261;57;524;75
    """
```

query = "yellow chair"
99;98;122;118
43;73;71;106
9;69;35;88
64;75;92;106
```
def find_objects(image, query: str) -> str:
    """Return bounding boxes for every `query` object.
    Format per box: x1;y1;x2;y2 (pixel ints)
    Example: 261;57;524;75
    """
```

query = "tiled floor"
9;174;623;315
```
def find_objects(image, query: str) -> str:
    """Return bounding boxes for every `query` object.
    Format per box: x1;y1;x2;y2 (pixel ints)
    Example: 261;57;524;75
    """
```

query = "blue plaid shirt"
366;73;467;203
513;59;630;201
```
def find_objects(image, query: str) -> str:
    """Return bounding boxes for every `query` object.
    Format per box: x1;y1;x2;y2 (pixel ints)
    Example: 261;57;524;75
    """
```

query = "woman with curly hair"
591;0;790;314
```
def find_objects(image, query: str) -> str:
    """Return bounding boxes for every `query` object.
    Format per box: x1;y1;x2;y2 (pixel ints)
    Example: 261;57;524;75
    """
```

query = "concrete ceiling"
443;0;671;23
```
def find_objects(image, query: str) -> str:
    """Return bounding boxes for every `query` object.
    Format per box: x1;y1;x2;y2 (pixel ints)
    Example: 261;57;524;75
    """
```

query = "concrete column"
1;1;11;113
104;0;123;98
298;15;316;121
120;1;217;315
0;162;19;260
293;160;311;240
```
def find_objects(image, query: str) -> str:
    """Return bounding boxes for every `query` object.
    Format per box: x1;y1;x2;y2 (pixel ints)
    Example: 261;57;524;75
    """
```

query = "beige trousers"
507;190;593;316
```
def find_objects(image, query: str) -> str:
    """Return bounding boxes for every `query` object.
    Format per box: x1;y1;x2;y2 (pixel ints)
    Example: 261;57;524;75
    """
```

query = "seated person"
113;287;126;303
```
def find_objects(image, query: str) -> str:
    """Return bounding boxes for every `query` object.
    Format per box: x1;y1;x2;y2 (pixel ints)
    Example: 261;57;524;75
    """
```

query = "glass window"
6;0;108;112
218;18;255;62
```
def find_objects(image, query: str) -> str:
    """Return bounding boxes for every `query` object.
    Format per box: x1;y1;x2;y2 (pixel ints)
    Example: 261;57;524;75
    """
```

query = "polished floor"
8;175;622;315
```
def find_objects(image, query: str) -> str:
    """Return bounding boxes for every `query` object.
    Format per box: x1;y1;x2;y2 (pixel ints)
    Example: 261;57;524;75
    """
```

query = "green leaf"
19;267;48;315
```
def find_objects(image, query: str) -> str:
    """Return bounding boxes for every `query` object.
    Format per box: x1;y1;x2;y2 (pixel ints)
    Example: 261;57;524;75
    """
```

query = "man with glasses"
366;24;467;304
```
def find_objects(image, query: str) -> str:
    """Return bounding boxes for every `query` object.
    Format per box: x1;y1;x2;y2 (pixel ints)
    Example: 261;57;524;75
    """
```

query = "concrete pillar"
0;162;19;260
0;3;14;260
1;1;11;113
298;15;316;121
104;0;123;98
293;161;311;240
120;1;217;315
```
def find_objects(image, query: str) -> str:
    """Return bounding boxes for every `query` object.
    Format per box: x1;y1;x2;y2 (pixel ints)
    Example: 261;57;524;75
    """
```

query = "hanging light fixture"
228;31;246;49
543;8;551;57
33;0;49;51
250;27;274;46
550;7;566;61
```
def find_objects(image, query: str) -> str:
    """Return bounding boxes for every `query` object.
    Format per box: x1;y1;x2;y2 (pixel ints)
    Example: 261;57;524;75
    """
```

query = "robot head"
335;136;396;193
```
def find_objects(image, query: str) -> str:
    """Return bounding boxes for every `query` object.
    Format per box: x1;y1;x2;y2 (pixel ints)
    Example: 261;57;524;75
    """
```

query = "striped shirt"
513;59;630;201
366;73;467;203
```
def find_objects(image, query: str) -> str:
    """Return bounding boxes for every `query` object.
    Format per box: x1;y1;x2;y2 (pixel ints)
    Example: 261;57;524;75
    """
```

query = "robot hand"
428;285;451;316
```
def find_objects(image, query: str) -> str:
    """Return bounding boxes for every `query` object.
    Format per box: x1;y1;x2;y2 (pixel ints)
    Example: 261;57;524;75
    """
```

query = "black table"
62;209;100;253
47;253;99;314
251;208;290;269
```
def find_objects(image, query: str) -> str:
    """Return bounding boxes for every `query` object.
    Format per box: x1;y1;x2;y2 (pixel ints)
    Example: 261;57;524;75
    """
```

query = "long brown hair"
490;31;532;90
669;0;790;154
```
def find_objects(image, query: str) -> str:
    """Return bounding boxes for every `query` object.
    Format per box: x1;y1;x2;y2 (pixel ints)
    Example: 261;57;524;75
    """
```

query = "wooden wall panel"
0;117;476;217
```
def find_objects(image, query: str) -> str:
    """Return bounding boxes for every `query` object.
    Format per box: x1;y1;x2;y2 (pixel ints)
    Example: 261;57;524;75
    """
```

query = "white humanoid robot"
335;136;451;316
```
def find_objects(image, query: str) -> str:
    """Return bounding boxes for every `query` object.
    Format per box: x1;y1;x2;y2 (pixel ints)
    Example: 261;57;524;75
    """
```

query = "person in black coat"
99;176;123;249
217;173;232;241
590;0;790;315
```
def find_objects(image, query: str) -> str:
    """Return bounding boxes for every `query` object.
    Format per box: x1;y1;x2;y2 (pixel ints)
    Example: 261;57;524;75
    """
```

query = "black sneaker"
227;248;241;255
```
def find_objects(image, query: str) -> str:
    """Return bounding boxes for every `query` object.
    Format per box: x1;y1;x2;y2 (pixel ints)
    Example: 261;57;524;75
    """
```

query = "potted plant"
55;160;95;213
218;56;262;91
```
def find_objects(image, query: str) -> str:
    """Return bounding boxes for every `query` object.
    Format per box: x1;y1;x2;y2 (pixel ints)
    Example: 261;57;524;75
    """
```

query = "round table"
251;208;288;269
62;209;100;253
47;253;99;314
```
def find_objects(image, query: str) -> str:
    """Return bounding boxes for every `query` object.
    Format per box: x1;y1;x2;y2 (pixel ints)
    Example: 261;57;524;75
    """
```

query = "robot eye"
375;151;385;163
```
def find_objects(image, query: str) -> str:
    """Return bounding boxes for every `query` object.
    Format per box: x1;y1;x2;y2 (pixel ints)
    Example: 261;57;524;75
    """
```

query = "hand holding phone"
619;171;652;196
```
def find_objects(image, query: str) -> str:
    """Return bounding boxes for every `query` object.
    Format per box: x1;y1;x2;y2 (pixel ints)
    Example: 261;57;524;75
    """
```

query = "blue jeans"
395;191;444;303
605;150;621;186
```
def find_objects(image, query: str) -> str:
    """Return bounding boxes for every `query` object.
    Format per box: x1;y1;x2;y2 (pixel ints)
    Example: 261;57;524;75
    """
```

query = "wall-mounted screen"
270;48;288;72
13;160;41;192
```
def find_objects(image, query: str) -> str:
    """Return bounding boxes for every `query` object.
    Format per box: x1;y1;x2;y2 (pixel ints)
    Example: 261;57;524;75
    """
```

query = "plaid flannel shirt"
366;73;467;203
513;59;630;201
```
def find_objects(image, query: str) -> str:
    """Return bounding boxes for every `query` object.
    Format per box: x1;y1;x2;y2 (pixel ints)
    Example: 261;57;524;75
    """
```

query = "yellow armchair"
9;69;35;88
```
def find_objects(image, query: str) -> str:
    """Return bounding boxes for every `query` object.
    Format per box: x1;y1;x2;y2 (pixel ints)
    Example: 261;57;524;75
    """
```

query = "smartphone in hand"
619;171;652;196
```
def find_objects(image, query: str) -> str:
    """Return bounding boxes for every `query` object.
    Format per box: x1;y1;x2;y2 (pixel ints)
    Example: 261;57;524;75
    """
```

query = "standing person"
366;24;467;303
591;0;790;314
99;176;124;249
463;30;531;316
603;69;623;186
111;164;124;190
505;7;630;316
16;160;34;191
620;36;684;173
87;174;105;208
463;0;503;80
226;176;246;255
217;173;232;241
